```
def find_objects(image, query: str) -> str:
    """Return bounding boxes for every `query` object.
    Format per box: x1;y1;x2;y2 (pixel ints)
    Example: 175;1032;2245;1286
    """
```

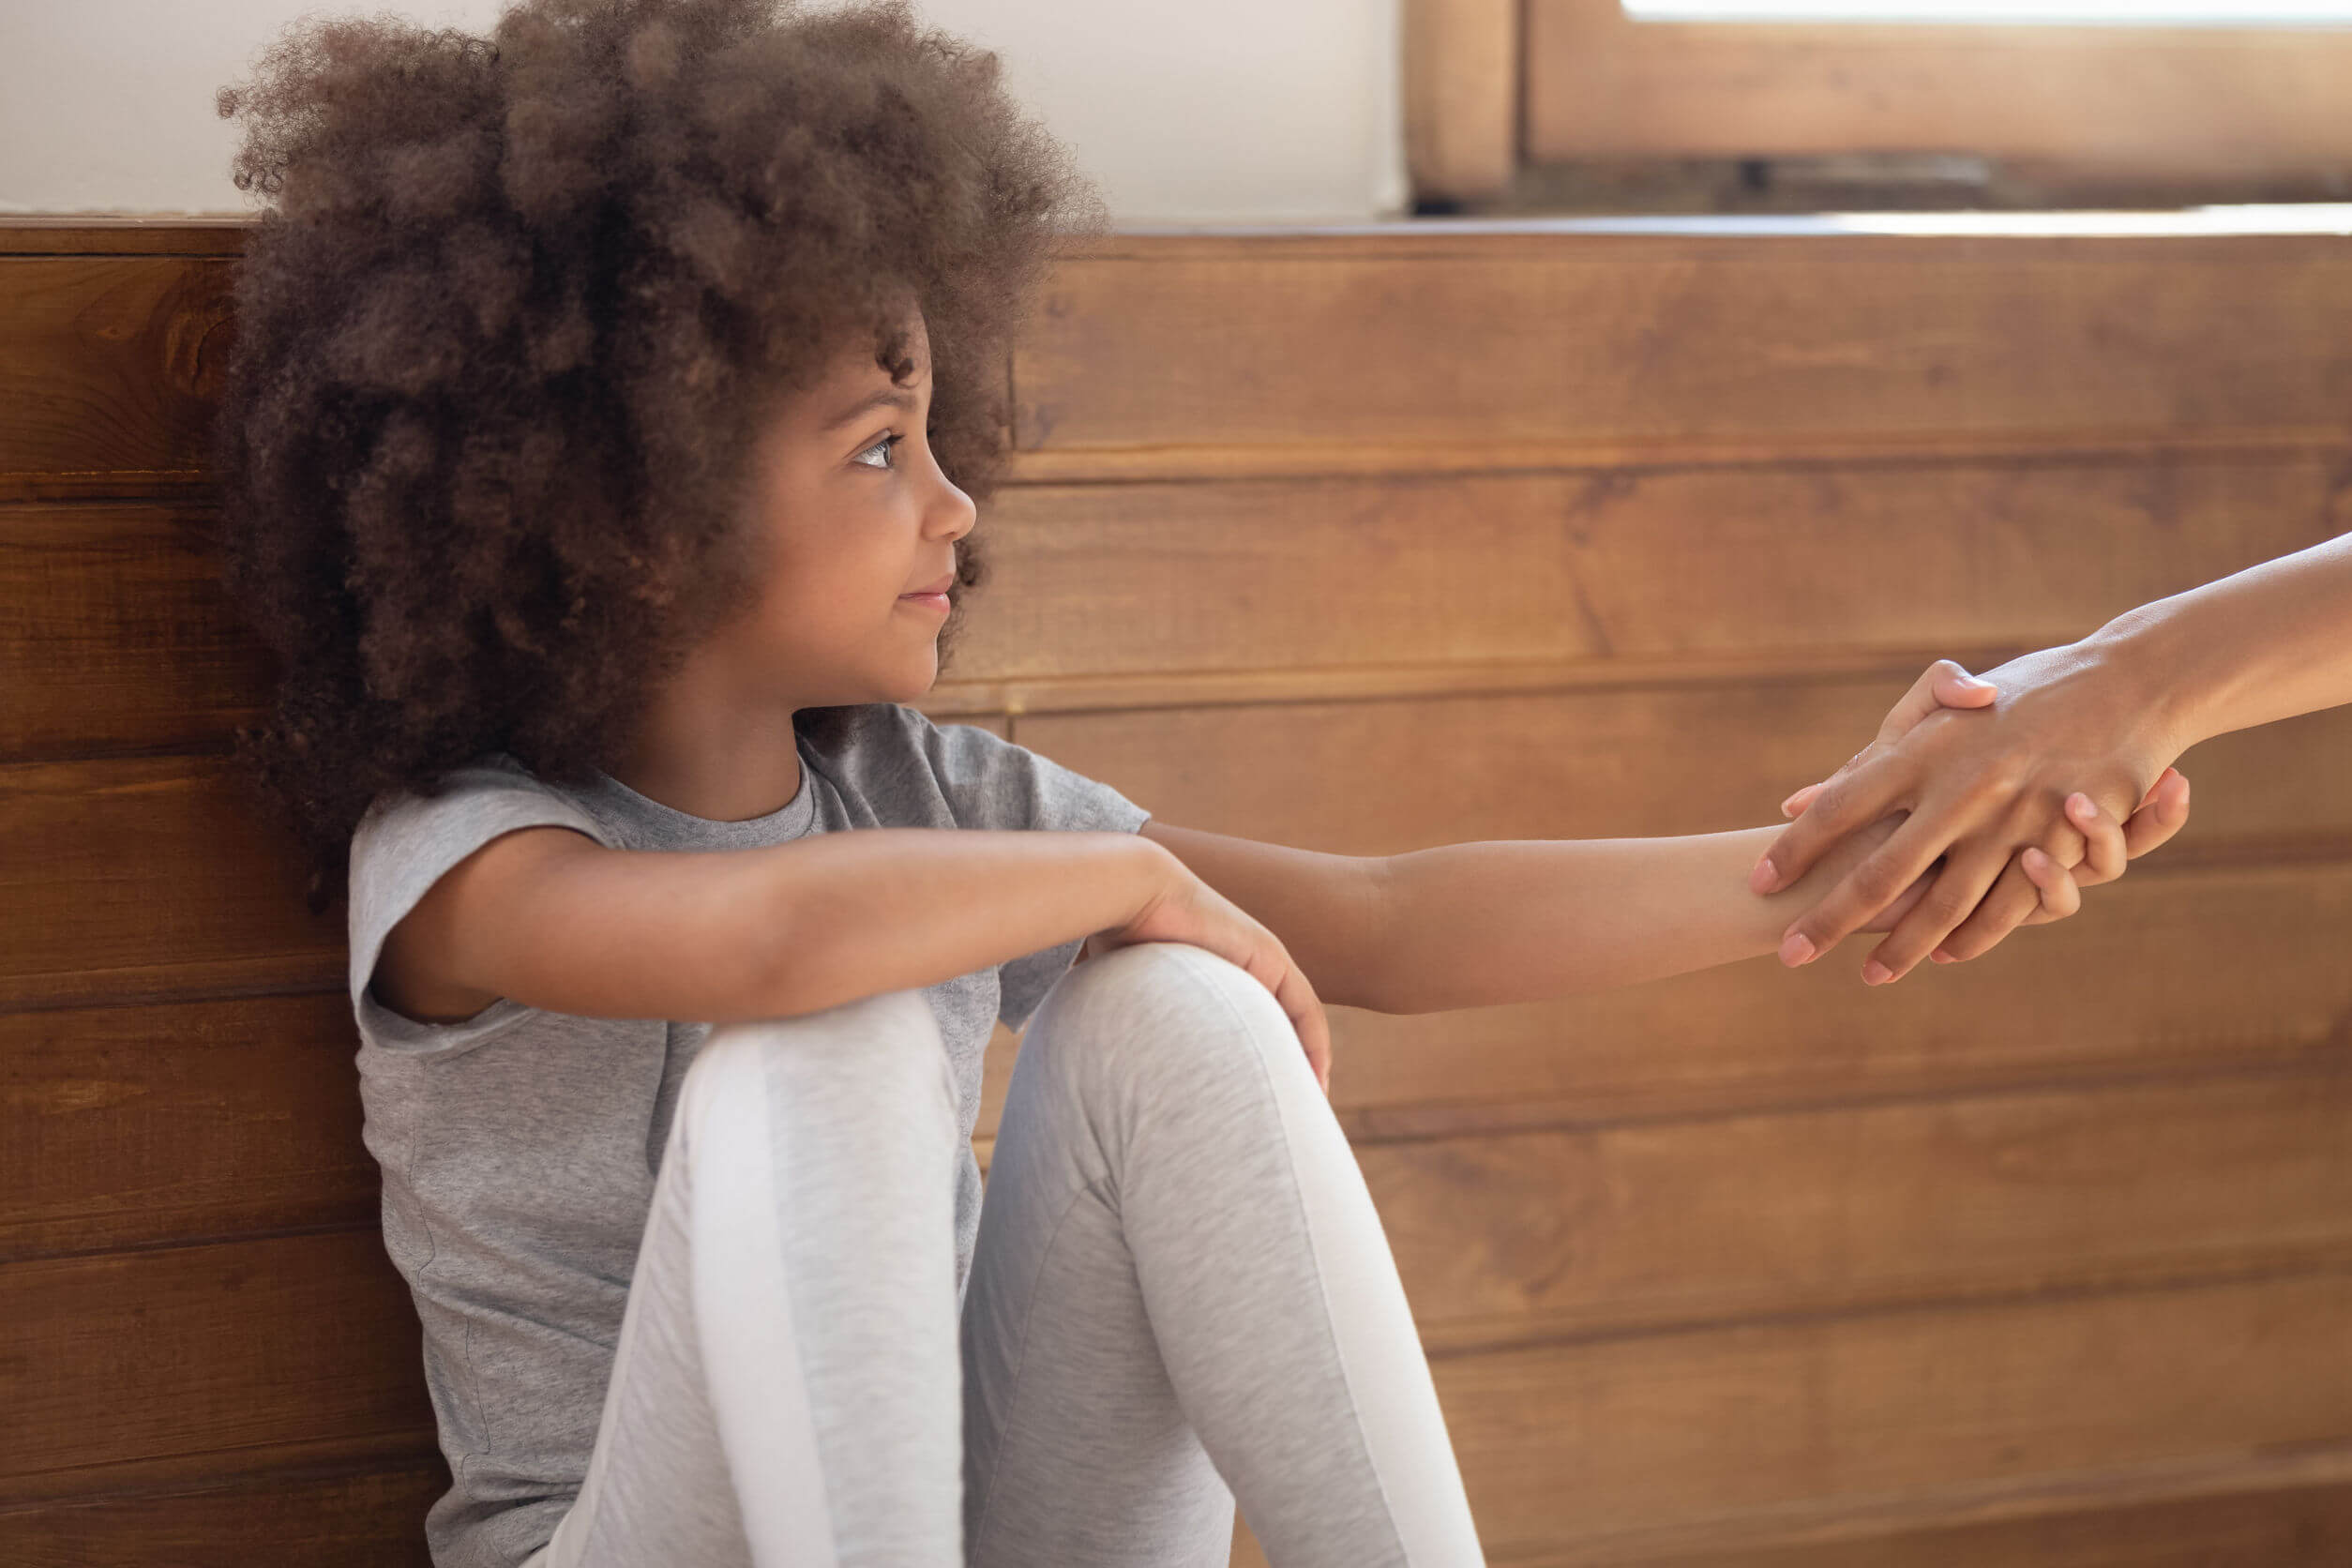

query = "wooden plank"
12;680;2346;1015
0;755;340;1012
1234;1456;2352;1567
959;459;2344;685
0;219;247;258
1527;0;2352;175
1601;1471;2352;1568
0;258;236;501
0;1455;440;1567
26;460;2340;756
0;502;275;761
1016;682;2352;854
23;462;2341;755
1311;861;2352;1132
0;1229;431;1483
0;992;373;1264
1367;1060;2352;1352
1015;240;2352;457
1434;1268;2352;1556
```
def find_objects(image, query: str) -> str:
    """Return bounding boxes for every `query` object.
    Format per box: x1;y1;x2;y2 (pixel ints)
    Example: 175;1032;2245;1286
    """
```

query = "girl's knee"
1027;942;1296;1097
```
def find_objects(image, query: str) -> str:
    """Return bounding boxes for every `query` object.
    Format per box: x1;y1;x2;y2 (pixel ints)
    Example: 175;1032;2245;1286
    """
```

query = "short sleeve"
853;708;1153;1029
346;758;614;1056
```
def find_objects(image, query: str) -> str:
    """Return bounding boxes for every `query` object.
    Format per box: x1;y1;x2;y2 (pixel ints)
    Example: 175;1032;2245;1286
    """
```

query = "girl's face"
724;309;976;710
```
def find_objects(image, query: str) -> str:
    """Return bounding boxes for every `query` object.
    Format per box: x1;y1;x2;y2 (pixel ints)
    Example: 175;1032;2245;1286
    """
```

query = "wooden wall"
5;218;2352;1565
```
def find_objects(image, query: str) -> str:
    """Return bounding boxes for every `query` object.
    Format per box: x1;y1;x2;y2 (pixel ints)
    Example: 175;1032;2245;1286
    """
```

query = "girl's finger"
1932;857;2048;962
1781;780;1827;819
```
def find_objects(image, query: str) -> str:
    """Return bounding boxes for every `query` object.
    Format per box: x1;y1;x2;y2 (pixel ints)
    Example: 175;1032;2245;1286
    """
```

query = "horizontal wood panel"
1017;241;2352;457
0;220;247;258
25;464;2342;756
0;1229;430;1483
16;686;2347;1016
1313;861;2352;1129
1369;1060;2352;1351
0;756;339;1012
1238;1463;2352;1568
1437;1268;2352;1555
0;258;234;500
0;992;372;1264
1606;1473;2352;1568
0;1456;441;1566
0;502;274;761
1018;683;2352;853
962;459;2345;685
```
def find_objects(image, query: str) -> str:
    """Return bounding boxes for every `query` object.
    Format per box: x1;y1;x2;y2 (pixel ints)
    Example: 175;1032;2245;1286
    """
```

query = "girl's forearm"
1364;825;1851;1014
743;828;1172;1021
2093;530;2352;756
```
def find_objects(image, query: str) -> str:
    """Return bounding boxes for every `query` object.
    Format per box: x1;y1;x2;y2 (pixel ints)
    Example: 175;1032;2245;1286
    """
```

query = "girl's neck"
608;653;807;824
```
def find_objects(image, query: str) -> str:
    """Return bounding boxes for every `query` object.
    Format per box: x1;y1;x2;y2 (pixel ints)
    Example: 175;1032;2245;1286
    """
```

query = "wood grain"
1016;240;2352;457
1439;1267;2352;1555
0;502;273;761
961;459;2345;684
0;1456;442;1567
0;258;235;501
0;992;372;1264
0;755;339;1012
0;1229;431;1485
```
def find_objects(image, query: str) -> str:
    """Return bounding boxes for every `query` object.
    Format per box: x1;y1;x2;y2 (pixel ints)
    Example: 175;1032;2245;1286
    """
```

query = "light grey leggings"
524;942;1484;1568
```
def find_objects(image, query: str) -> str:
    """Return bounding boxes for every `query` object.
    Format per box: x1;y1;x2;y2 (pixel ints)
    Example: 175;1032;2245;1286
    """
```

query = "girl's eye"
853;433;903;470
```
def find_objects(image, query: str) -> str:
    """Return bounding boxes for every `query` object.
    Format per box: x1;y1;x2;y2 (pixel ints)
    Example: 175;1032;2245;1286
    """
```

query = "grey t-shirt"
344;704;1150;1568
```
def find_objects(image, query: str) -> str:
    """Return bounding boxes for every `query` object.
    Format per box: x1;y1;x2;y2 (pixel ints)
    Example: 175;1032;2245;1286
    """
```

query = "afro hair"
213;0;1102;909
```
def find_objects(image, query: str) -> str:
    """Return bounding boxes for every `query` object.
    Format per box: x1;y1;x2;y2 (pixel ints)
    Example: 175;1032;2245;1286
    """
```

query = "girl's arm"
1143;822;1884;1014
379;822;1335;1079
1141;787;2183;1016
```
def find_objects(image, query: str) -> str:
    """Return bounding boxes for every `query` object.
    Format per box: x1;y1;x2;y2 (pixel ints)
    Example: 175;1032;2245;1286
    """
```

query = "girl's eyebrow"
822;387;918;430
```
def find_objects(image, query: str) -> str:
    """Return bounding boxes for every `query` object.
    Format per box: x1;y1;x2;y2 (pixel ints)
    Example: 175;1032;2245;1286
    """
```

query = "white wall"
0;0;1407;224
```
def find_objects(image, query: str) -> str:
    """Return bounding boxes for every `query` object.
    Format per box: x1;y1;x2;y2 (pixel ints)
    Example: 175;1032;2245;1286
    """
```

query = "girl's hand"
1830;767;2193;966
1084;847;1333;1092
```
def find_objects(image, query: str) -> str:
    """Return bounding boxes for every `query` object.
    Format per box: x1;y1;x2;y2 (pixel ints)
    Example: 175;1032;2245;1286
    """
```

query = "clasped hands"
1751;646;2194;983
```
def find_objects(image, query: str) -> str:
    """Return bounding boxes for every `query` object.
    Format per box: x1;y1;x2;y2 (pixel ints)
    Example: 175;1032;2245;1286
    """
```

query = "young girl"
213;3;2193;1565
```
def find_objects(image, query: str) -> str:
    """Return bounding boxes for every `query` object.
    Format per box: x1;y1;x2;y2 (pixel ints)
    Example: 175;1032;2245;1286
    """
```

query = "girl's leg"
961;942;1485;1568
535;989;965;1568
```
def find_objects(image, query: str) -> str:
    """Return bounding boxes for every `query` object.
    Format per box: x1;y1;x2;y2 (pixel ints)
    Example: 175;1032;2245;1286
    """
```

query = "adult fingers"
2122;768;2192;859
1930;858;2049;963
1855;840;2013;983
2020;844;2082;918
1776;660;1993;822
1772;807;1950;966
2065;792;2128;886
1754;751;1918;895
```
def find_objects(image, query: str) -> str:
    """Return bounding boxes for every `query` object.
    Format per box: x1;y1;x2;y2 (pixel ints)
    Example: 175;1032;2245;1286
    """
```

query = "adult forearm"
746;828;1171;1020
2090;530;2352;756
1365;826;1838;1014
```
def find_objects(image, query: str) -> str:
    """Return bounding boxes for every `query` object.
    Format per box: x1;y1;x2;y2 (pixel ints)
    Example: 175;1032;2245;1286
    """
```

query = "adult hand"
1753;643;2191;981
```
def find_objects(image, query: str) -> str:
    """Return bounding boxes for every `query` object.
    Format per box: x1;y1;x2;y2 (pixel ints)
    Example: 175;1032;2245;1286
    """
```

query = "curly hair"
213;0;1101;910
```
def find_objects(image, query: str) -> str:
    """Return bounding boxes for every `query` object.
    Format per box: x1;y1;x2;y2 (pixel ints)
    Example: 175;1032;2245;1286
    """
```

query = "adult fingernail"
1930;948;1953;964
1751;856;1781;895
1779;793;1801;818
1862;958;1892;985
1779;931;1815;967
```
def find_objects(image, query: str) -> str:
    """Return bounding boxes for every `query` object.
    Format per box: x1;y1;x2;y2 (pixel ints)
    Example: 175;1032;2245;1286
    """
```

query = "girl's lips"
897;590;951;613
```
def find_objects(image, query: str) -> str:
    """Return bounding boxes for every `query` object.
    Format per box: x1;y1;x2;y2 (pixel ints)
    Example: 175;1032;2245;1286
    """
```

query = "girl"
212;3;2192;1565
